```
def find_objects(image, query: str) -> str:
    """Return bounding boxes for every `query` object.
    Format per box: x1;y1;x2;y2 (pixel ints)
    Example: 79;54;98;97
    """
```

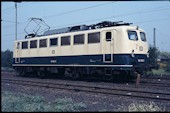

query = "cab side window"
17;42;20;49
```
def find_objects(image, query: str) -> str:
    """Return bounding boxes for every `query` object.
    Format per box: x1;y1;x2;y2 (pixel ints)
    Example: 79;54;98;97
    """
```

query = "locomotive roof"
43;21;132;36
16;25;144;42
23;21;134;39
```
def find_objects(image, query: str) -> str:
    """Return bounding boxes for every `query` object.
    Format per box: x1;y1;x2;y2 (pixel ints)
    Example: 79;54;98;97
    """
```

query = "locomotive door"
103;30;114;63
15;42;21;63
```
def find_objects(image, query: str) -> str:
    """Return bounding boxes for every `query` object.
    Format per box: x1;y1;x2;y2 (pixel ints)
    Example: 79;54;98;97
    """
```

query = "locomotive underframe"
13;64;147;81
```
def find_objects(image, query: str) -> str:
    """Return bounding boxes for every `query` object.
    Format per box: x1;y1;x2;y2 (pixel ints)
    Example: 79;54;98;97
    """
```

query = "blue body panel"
13;54;148;68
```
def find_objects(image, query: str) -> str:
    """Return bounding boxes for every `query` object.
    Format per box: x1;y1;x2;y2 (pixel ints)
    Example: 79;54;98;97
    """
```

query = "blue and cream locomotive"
13;21;149;80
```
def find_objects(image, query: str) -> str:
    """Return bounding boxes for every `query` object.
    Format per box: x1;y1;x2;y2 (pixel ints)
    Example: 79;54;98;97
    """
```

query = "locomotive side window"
74;34;84;45
30;40;37;48
61;36;70;46
128;31;138;41
22;41;28;49
140;32;147;42
88;32;100;43
106;32;111;41
17;42;20;49
39;39;47;48
50;38;58;46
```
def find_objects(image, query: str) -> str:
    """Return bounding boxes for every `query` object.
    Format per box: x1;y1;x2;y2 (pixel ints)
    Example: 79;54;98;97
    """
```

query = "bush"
1;49;13;68
148;46;160;67
165;63;170;72
159;51;170;73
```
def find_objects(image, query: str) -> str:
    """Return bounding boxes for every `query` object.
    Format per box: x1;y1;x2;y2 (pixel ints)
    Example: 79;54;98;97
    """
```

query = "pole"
15;2;17;40
136;73;141;87
153;28;156;48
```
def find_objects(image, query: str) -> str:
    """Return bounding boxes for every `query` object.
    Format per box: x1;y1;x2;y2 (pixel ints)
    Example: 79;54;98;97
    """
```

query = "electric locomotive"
13;21;150;80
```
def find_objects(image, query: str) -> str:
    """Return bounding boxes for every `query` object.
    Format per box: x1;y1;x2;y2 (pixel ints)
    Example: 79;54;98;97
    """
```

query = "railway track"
140;81;170;88
2;78;170;102
142;75;170;81
140;76;170;87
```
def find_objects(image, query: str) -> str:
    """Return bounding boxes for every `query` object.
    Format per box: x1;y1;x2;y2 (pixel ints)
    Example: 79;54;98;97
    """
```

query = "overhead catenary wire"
47;4;170;29
2;17;170;37
42;4;170;21
2;2;35;14
3;18;168;37
2;32;25;37
2;6;14;11
50;7;170;29
3;6;170;29
2;3;170;28
43;1;116;19
1;19;20;24
134;18;170;24
2;2;170;36
2;2;115;28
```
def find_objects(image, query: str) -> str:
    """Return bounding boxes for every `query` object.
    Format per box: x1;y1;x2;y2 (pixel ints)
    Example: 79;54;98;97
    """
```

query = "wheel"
18;68;26;77
37;71;46;79
70;68;80;80
71;72;80;80
104;75;113;81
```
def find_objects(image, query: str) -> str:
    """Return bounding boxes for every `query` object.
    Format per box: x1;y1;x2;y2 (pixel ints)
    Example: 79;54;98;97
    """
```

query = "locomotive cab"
100;26;149;75
125;26;149;74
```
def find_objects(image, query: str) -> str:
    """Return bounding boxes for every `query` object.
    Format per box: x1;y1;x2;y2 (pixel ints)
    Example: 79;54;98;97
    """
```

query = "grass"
147;68;170;76
152;68;168;75
2;91;167;112
127;102;164;112
2;91;86;112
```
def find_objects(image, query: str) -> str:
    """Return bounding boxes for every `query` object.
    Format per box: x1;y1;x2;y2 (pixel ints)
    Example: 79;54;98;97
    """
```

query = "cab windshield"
128;31;138;41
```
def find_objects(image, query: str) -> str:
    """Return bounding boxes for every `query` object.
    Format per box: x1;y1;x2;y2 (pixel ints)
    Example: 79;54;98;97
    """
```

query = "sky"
1;1;170;52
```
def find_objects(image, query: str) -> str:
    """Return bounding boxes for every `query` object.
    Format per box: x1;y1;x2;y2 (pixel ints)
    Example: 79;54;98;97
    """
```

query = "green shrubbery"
159;51;170;73
147;46;170;75
148;46;160;68
1;49;13;68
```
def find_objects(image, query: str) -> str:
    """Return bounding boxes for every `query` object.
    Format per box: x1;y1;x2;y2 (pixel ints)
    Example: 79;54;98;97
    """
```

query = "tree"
159;51;170;72
1;49;13;67
148;45;160;69
165;61;170;72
